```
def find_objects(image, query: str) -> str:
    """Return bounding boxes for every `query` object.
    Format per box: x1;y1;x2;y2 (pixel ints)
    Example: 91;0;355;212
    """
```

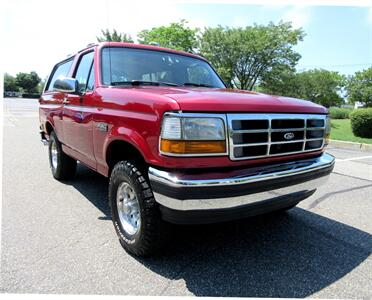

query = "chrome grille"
227;114;326;160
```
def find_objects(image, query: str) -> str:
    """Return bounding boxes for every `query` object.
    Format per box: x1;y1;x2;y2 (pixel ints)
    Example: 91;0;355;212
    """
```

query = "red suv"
39;42;335;256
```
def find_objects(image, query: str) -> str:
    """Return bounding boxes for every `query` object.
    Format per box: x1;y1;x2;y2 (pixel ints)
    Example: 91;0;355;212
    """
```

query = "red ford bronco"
39;42;335;256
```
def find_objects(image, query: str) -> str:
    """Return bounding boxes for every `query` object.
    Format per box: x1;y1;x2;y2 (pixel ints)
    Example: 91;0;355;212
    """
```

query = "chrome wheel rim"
51;140;58;170
116;182;141;235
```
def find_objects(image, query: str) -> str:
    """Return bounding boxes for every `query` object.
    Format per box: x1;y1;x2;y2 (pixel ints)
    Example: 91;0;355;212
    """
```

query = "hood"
114;86;327;114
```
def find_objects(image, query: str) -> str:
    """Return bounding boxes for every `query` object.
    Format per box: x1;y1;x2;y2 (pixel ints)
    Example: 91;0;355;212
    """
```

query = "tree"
198;26;236;87
138;20;198;52
292;69;345;107
15;71;41;93
347;67;372;107
97;29;134;42
258;66;298;95
4;73;19;92
260;68;345;107
199;22;305;90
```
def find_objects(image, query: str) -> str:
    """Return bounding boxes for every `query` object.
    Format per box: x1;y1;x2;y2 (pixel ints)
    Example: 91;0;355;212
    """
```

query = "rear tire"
48;131;76;180
109;160;167;257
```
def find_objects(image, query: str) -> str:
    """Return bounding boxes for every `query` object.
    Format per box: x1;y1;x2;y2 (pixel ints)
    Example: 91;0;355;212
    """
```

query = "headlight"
324;115;331;146
160;114;227;156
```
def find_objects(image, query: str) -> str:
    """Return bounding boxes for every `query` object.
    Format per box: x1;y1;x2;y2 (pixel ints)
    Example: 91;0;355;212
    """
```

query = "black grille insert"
306;129;324;139
306;140;323;150
270;142;303;154
272;119;304;129
307;119;324;128
233;132;268;144
232;119;269;130
234;145;267;158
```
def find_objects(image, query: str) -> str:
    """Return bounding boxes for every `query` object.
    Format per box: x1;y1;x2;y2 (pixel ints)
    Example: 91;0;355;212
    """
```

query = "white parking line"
336;155;372;162
4;113;38;118
4;121;15;127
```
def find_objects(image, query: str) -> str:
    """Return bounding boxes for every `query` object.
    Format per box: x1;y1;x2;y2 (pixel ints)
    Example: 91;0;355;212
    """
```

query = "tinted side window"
74;52;94;93
47;59;73;91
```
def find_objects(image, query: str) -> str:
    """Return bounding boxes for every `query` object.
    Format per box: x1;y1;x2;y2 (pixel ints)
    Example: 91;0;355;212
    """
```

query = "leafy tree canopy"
260;68;346;107
4;73;19;92
97;29;134;43
15;71;41;93
347;67;372;107
258;68;298;95
291;69;345;107
199;21;305;89
138;20;199;52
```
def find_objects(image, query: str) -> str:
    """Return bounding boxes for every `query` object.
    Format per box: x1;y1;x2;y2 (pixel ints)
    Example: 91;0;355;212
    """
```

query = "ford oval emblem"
284;132;295;140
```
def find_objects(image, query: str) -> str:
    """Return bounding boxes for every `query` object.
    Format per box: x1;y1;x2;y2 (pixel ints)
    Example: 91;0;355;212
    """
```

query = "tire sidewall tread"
109;160;167;257
48;131;76;180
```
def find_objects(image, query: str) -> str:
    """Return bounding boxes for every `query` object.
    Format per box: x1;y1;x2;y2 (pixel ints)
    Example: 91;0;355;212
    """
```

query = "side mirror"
53;77;78;93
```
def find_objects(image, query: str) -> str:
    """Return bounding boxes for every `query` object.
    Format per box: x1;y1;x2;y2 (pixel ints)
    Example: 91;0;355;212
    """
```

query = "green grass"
331;119;372;144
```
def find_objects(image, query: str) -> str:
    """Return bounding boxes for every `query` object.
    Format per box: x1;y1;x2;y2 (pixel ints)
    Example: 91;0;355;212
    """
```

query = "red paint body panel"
39;43;328;177
107;86;327;114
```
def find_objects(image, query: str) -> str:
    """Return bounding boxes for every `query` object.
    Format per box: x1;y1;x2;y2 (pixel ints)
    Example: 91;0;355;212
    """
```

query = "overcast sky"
2;0;372;78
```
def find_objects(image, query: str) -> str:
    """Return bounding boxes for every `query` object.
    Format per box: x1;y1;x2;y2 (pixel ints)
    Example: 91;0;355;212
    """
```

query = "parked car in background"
4;91;22;97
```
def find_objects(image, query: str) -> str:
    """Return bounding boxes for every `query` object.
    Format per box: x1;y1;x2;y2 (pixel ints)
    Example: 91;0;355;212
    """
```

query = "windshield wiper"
183;82;215;88
111;80;178;87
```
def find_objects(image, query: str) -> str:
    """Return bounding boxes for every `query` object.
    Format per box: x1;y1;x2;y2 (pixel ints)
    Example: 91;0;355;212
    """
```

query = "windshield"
101;47;225;88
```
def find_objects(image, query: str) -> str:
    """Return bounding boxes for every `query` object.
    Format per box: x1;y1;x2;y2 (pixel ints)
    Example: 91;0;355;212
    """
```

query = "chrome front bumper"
148;153;335;217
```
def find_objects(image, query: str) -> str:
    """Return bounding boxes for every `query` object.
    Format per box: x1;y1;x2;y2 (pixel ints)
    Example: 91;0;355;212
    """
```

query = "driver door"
62;51;96;169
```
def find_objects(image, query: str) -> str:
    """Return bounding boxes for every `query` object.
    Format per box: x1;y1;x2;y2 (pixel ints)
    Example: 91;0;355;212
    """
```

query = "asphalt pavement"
1;98;371;297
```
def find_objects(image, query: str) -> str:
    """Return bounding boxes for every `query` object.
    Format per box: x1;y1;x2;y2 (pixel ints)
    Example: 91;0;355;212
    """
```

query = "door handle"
63;98;70;104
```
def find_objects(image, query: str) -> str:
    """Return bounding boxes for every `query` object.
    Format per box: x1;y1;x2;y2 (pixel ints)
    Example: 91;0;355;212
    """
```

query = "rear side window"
46;59;74;91
74;51;94;93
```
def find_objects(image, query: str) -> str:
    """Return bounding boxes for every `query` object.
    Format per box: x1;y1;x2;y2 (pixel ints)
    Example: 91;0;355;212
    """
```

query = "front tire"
48;131;77;180
109;161;167;256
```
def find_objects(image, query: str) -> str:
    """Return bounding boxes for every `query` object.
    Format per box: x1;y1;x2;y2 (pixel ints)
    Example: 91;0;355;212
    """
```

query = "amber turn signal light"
160;139;226;154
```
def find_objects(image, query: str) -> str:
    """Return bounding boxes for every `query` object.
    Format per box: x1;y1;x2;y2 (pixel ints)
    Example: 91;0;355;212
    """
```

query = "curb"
328;140;372;152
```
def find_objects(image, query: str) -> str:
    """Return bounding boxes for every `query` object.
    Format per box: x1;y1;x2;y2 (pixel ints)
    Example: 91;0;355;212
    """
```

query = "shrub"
350;108;372;138
329;107;353;119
